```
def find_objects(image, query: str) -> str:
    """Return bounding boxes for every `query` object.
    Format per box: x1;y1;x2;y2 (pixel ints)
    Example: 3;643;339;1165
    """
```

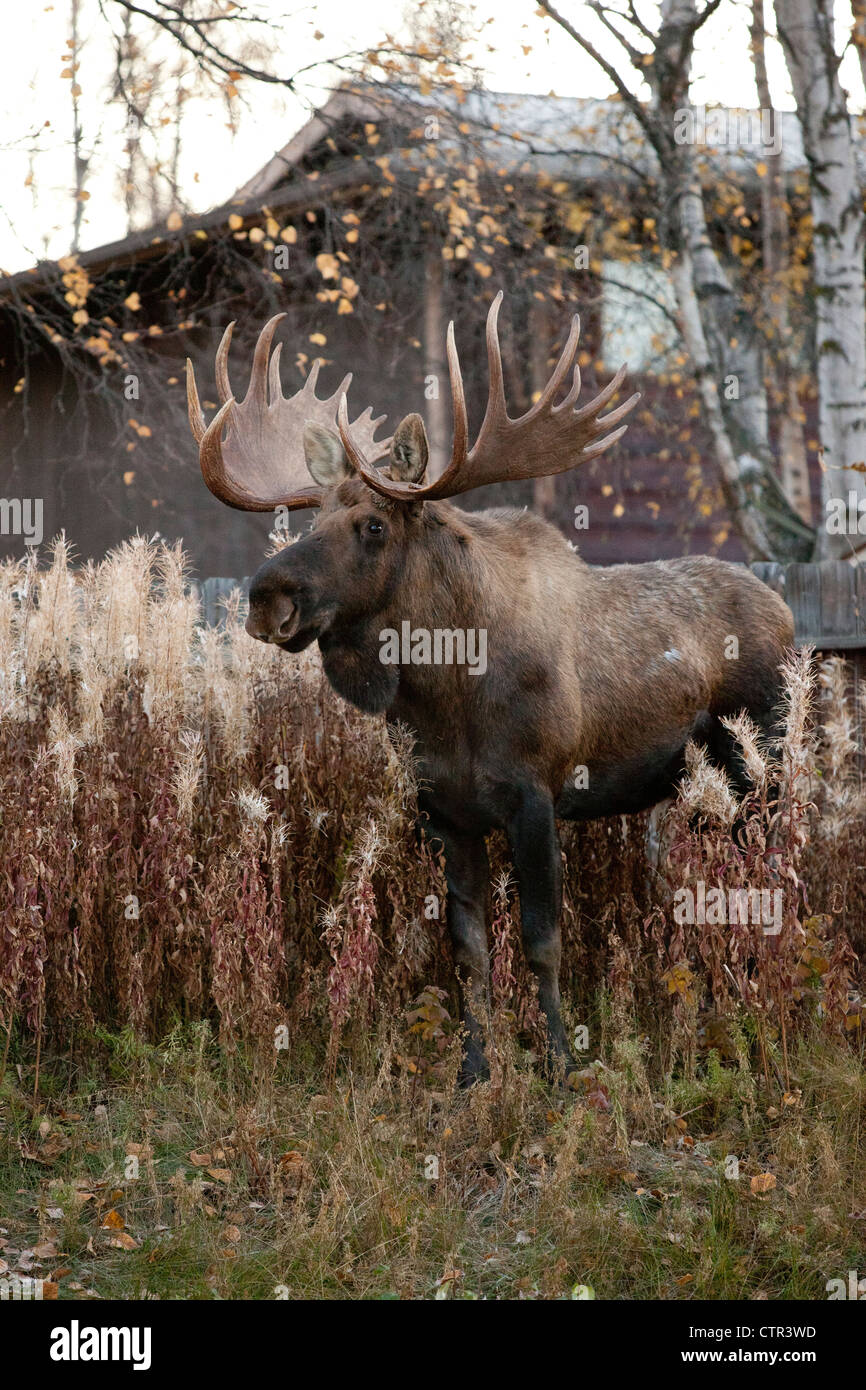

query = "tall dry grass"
0;536;863;1082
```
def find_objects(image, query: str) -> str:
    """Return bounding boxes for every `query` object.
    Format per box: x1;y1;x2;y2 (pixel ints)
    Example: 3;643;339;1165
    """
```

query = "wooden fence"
192;560;866;738
751;561;866;754
194;561;865;648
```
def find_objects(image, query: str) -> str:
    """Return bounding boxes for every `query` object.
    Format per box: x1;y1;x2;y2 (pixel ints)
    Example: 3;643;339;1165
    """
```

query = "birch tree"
750;0;812;526
538;0;815;561
775;0;866;559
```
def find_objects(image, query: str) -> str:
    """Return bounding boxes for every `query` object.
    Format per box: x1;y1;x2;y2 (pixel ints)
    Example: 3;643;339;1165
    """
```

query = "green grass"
0;1012;862;1301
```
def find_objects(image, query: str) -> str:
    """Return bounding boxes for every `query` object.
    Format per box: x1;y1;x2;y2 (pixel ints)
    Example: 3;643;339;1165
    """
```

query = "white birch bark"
776;0;866;559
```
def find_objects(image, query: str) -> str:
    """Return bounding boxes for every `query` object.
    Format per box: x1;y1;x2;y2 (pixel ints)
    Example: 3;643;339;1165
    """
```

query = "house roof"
234;81;838;202
5;80;861;299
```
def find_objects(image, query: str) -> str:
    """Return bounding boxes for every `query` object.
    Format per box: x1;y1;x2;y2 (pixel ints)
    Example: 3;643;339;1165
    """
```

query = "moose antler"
186;313;390;511
337;290;640;501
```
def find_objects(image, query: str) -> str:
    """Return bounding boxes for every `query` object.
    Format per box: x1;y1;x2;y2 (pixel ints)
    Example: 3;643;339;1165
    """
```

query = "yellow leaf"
108;1232;138;1250
228;213;243;231
100;1209;125;1229
166;211;183;231
315;252;340;280
750;1172;776;1195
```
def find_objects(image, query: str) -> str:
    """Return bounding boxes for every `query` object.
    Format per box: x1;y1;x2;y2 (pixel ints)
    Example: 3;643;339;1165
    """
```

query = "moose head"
186;292;639;677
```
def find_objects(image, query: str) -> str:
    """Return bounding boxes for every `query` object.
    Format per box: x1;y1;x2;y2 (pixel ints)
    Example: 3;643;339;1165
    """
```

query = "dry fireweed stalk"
0;539;861;1087
646;648;861;1084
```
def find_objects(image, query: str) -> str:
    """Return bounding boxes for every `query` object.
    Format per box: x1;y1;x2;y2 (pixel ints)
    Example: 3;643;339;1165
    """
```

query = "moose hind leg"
701;684;788;848
506;788;575;1076
703;681;787;797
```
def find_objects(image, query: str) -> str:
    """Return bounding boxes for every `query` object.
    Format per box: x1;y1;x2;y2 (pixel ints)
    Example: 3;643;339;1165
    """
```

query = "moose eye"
365;518;384;537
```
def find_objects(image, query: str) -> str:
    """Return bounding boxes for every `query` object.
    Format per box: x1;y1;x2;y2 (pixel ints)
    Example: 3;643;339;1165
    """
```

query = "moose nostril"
244;614;272;643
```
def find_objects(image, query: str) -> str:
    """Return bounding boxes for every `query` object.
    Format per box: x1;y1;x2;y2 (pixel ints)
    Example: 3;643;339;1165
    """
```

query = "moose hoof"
457;1045;490;1089
544;1051;578;1087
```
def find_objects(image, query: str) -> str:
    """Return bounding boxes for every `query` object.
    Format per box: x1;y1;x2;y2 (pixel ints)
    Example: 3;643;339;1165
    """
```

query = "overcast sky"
1;0;863;275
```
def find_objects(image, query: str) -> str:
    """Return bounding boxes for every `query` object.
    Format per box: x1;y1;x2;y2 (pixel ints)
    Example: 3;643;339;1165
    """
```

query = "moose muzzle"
245;595;301;645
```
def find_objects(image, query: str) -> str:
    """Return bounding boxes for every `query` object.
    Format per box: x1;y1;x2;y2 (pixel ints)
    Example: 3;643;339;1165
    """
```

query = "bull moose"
187;292;794;1084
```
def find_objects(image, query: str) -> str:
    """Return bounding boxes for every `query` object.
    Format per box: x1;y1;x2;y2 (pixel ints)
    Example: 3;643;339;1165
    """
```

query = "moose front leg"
426;821;491;1086
506;788;575;1077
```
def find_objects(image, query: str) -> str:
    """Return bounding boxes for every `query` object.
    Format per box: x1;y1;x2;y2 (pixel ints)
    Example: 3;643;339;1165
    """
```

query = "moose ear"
303;422;351;486
388;413;429;484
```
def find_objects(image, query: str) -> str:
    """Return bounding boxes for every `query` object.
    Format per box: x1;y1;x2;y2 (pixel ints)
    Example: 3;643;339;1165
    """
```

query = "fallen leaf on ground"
750;1173;777;1195
108;1232;138;1251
